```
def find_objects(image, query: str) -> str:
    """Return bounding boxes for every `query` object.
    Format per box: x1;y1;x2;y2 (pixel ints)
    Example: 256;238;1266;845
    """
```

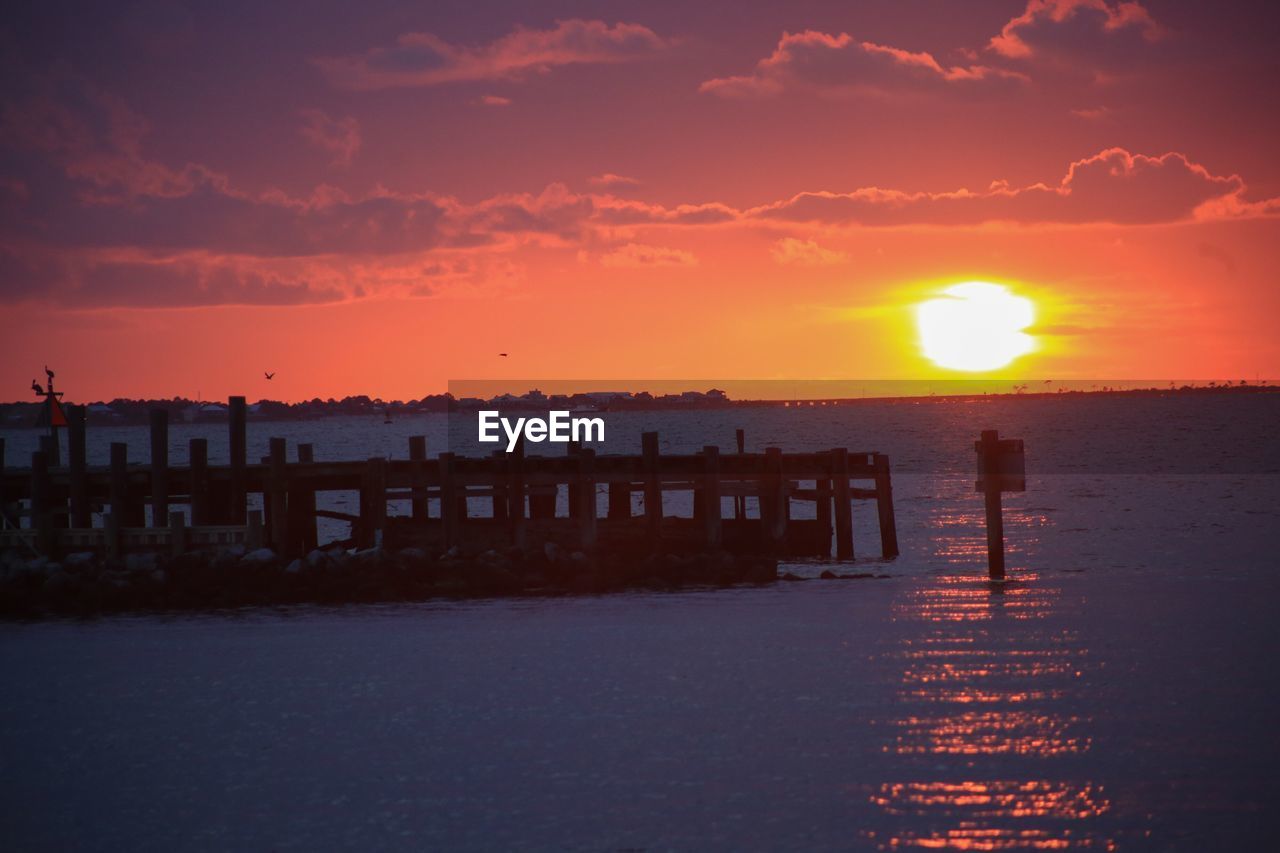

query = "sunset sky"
2;0;1278;402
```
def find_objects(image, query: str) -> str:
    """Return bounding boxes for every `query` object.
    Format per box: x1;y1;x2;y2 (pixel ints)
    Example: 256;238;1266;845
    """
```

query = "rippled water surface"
2;393;1278;849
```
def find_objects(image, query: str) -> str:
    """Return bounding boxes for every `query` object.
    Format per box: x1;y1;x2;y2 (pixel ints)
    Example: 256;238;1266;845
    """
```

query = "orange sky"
2;1;1278;401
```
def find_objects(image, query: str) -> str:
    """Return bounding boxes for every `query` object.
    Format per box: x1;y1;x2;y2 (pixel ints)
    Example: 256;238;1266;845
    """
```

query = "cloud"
298;109;361;166
589;172;640;187
771;237;849;266
700;30;1025;98
478;94;512;106
989;0;1162;59
597;243;697;268
317;20;670;90
751;148;1257;226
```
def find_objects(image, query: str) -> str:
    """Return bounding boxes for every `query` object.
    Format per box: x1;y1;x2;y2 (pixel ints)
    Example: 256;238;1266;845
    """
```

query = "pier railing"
0;398;899;561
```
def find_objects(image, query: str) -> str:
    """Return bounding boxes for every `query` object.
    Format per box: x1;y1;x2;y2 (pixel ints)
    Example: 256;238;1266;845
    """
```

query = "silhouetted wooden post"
30;451;52;554
490;451;508;523
507;439;526;547
246;509;264;550
295;443;317;553
815;456;833;558
169;511;187;557
873;453;899;559
566;440;581;519
109;441;144;527
68;404;90;528
408;436;428;521
267;437;289;553
975;431;1024;581
762;447;786;550
832;448;854;559
228;395;247;524
366;456;387;549
150;409;169;528
576;448;597;550
37;435;66;529
642;432;662;548
607;480;629;519
104;512;121;559
734;428;745;520
189;439;209;525
702;445;722;549
440;452;459;549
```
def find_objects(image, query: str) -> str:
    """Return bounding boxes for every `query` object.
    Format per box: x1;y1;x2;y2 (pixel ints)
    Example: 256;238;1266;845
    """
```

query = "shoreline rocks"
0;546;780;619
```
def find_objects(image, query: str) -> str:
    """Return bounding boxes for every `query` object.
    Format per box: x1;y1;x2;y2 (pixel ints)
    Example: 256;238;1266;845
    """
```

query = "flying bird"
498;353;509;357
264;371;275;380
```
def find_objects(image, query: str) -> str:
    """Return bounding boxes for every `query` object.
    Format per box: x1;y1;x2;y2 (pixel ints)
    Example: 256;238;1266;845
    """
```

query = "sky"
1;0;1278;402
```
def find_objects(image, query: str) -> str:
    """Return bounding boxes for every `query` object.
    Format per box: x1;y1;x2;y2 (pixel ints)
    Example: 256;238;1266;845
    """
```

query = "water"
2;392;1278;849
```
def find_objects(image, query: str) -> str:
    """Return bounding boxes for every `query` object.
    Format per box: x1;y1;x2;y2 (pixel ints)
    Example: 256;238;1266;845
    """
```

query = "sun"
916;282;1035;372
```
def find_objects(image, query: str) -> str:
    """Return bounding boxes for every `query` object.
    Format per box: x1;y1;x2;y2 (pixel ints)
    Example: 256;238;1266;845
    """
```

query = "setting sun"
916;282;1036;372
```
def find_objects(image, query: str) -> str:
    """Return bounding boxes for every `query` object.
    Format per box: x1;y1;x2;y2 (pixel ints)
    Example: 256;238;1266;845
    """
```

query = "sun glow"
917;282;1036;372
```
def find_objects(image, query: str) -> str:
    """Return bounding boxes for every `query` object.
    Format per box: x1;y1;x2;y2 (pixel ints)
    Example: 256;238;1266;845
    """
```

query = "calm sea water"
2;392;1278;850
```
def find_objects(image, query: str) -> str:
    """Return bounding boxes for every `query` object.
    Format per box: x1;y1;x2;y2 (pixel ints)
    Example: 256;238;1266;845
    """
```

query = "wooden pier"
0;398;899;562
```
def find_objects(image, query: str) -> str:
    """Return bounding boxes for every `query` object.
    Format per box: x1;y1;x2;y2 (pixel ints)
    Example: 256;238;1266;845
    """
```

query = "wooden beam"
68;405;90;527
576;448;597;550
873;452;899;559
833;448;853;560
268;437;289;554
408;436;428;521
150;409;170;528
228;396;247;524
189;438;210;525
702;445;721;549
30;451;52;554
642;431;662;547
295;443;318;553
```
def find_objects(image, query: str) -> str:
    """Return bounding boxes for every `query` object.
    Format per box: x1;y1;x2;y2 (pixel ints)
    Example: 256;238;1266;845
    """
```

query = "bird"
31;379;42;395
44;365;54;380
264;371;275;380
498;353;509;357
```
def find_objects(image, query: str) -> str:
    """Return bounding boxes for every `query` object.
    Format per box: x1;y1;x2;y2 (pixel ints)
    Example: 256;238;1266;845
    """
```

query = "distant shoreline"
2;383;1275;428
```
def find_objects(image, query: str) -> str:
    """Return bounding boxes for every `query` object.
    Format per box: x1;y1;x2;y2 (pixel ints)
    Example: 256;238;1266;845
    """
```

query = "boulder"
241;548;276;565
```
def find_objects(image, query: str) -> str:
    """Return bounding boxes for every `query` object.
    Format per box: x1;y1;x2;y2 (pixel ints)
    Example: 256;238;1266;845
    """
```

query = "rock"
241;548;276;565
125;552;158;573
397;547;428;563
42;570;76;596
285;559;303;574
543;542;561;562
819;569;838;580
224;544;246;558
63;551;96;568
570;551;588;565
780;572;805;581
305;549;329;568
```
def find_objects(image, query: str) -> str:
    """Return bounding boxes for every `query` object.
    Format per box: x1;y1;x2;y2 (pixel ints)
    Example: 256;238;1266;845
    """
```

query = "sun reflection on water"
868;571;1112;849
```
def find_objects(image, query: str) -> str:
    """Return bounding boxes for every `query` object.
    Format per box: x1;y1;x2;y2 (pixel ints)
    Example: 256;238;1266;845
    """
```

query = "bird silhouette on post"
264;371;275;380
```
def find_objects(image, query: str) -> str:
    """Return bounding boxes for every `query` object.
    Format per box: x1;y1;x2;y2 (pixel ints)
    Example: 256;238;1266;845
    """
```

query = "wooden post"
873;452;900;559
68;404;90;528
295;443;318;553
110;441;143;527
607;480;630;519
702;445;722;550
246;509;264;551
566;440;581;519
815;461;833;558
507;439;526;547
367;456;387;549
268;437;289;554
576;448;597;551
440;452;459;549
734;428;745;520
642;432;662;547
832;448;853;559
189;439;210;526
150;409;169;528
490;451;508;523
169;510;187;557
762;447;786;550
228;395;247;523
30;451;52;554
978;431;1005;580
0;437;10;529
408;436;428;521
104;512;121;559
38;435;66;529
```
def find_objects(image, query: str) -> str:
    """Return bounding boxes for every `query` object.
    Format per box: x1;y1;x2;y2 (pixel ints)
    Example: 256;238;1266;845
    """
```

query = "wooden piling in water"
507;439;526;546
0;438;10;529
576;448;597;550
490;451;508;523
366;456;387;549
874;452;900;559
408;436;427;521
439;452;458;549
189;439;209;526
150;409;169;528
642;431;662;548
814;462;833;558
68;404;90;528
169;510;187;557
228;396;247;524
832;448;854;560
702;445;722;549
762;447;786;550
734;428;746;520
267;437;289;553
294;443;318;554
